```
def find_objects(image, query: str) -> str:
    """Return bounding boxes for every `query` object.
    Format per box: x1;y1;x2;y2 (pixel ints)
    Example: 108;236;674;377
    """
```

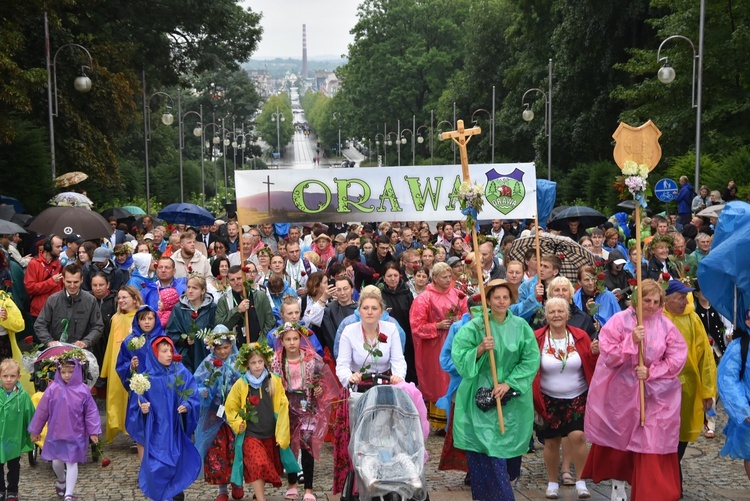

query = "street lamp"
179;98;202;204
471;108;494;164
399;121;415;166
386;131;398;167
45;17;94;180
271;107;285;164
416;125;431;164
202;120;223;203
656;0;704;189
142;77;176;214
521;59;553;180
375;133;386;167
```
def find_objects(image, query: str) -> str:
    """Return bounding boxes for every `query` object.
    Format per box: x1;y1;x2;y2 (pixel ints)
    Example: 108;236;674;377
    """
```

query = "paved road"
16;398;750;500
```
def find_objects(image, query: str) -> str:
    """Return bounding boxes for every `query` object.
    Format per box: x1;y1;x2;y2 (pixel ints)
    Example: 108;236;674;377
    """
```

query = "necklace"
546;330;575;372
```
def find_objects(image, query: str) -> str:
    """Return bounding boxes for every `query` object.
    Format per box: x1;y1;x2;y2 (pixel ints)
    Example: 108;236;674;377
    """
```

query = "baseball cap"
68;234;85;245
333;234;347;243
143;232;154;241
93;247;110;263
665;280;694;296
447;256;462;267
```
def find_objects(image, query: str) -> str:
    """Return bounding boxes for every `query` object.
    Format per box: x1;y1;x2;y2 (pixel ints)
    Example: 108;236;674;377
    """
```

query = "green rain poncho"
0;382;35;462
451;311;540;458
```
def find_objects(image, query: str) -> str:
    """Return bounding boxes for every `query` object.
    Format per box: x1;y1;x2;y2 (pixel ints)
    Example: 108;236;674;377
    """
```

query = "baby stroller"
341;380;428;501
23;343;99;466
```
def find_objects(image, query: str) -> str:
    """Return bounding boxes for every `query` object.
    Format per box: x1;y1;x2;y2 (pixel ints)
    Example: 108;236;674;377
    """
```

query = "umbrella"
506;232;598;281
0;195;25;214
28;206;112;241
617;200;636;211
548;206;608;232
0;206;32;227
101;207;133;220
122;205;147;216
698;202;750;325
0;219;26;235
157;203;214;227
49;192;94;208
54;171;88;188
697;203;725;219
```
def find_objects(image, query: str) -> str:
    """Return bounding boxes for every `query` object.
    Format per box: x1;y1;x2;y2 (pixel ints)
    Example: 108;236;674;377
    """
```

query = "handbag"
475;387;520;412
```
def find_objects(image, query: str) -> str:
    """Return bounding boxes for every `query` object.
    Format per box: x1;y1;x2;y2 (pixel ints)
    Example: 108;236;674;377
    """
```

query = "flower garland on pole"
612;119;663;427
441;120;506;434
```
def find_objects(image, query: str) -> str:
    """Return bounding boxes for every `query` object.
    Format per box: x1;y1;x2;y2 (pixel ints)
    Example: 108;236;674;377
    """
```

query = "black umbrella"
101;207;133;221
0;219;26;235
617;200;636;211
0;205;32;227
548;206;608;232
28;207;112;241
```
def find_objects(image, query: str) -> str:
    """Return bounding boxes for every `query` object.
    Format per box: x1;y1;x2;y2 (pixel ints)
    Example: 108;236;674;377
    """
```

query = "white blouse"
335;320;407;385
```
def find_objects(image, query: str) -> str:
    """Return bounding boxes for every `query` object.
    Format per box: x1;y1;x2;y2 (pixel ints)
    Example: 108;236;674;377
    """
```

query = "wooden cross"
263;175;275;216
440;119;482;182
440;119;505;434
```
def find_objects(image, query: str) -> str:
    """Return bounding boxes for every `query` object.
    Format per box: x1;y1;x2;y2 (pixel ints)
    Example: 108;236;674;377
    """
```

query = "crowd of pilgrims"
0;213;748;501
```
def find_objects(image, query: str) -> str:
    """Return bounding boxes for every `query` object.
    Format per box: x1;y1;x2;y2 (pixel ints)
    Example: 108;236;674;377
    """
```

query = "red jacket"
532;324;598;422
24;256;63;317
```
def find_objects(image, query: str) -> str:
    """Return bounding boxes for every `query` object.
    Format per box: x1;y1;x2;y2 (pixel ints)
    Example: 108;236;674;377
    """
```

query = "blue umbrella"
697;201;750;325
157;203;214;227
0;195;25;214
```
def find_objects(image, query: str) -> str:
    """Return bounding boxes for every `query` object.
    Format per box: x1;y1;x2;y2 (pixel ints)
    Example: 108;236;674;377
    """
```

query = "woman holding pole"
581;279;686;501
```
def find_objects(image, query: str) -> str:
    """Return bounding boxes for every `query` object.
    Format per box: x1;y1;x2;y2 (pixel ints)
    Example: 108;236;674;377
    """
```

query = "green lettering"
444;175;463;210
404;176;443;211
377;176;402;212
335;178;374;213
292;180;331;214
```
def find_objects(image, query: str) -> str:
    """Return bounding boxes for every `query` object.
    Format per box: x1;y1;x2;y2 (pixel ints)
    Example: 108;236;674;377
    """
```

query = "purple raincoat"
584;307;687;454
28;360;101;463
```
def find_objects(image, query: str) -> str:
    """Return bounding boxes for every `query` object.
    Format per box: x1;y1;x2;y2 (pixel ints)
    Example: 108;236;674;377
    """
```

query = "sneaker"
231;484;245;500
63;496;77;501
545;487;559;499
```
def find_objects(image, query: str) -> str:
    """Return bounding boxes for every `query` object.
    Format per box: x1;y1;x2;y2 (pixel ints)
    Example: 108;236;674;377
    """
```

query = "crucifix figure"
263;175;275;216
439;119;506;433
439;119;482;182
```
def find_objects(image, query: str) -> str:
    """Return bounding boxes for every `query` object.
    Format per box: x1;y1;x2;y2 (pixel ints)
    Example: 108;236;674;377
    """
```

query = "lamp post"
271;107;285;163
375;133;385;167
386;131;397;167
656;0;704;189
399;118;415;167
471;108;494;163
221;117;230;203
45;12;94;180
521;59;553;180
178;93;202;203
203;120;223;202
416;124;430;165
437;120;454;159
142;79;176;214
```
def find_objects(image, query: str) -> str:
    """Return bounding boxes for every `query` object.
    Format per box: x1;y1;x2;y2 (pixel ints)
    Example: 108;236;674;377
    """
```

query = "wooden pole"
634;204;646;426
441;120;504;433
237;224;252;345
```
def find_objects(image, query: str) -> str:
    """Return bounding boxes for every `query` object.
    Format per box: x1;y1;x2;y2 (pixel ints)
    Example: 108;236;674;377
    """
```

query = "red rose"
627;278;638;286
140;282;146;288
212;358;223;368
596;273;606;280
249;395;260;406
558;253;566;261
242;266;251;273
377;333;388;343
188;266;193;272
301;271;307;277
464;258;472;265
191;311;198;319
684;265;691;271
471;293;482;303
595;260;603;267
373;273;380;279
173;354;183;363
3;279;11;287
101;458;111;468
216;274;223;280
207;248;213;256
412;263;419;270
536;295;544;302
674;249;683;257
661;272;671;281
24;336;33;345
457;291;466;300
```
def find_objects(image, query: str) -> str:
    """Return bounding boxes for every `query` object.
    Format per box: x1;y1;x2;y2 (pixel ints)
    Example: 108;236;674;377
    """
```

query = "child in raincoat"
194;326;244;501
28;355;101;501
0;358;35;501
225;341;298;501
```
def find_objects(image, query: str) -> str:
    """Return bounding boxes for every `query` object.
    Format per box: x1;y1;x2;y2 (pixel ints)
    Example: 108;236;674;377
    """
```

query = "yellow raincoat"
225;374;290;448
0;292;32;394
100;310;137;443
665;300;717;442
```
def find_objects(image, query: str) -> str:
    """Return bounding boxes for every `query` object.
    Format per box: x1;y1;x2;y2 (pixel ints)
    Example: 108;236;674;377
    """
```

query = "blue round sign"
654;178;678;202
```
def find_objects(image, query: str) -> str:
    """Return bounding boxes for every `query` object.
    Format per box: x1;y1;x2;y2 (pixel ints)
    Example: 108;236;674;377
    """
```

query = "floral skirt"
438;403;467;472
205;423;235;485
242;435;282;487
428;402;447;430
535;392;587;439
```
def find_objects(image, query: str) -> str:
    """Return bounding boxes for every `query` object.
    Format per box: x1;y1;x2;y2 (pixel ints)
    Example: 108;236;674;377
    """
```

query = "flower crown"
257;247;275;259
235;341;275;370
274;322;312;339
203;329;238;347
647;233;674;254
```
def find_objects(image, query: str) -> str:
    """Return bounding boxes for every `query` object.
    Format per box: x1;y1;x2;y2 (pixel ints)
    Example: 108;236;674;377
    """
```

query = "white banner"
235;163;537;225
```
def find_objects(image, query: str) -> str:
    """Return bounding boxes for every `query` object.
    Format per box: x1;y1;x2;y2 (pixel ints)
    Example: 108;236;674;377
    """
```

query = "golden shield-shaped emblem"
612;120;662;171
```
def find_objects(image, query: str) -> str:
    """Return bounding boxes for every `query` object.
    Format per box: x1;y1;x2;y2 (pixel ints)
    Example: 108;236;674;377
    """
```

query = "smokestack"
302;24;308;79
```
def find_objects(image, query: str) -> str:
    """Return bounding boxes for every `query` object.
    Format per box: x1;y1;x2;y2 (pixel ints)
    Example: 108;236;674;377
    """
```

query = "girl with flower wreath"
166;275;217;372
270;322;338;501
225;341;299;501
194;325;244;501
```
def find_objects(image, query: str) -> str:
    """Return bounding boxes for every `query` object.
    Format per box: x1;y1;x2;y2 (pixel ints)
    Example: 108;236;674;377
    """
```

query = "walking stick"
237;224;252;345
441;120;505;433
634;204;646;426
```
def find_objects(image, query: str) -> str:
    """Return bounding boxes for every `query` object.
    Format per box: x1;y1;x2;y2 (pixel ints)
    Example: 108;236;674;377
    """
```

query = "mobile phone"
328;277;336;287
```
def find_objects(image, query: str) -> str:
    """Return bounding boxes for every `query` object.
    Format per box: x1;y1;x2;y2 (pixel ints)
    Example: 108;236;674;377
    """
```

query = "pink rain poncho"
28;360;101;463
584;307;687;454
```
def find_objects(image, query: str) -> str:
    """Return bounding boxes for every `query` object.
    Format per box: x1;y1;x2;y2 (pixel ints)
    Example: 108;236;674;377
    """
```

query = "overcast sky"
242;0;361;59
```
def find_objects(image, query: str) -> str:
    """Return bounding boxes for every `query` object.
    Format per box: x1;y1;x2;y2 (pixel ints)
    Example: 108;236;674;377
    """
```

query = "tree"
255;95;293;157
